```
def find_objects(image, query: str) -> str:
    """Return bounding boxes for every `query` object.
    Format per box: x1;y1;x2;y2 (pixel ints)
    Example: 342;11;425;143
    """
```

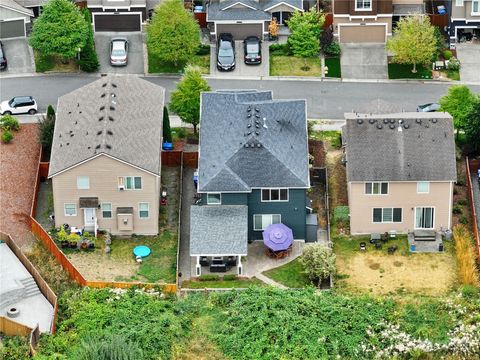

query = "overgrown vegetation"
1;114;20;143
0;335;30;360
38;105;55;157
182;276;264;289
453;225;480;286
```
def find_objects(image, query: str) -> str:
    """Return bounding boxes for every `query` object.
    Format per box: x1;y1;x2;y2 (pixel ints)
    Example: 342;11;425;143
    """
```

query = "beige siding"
348;181;453;235
452;1;480;20
52;155;160;236
267;4;298;12
338;24;387;42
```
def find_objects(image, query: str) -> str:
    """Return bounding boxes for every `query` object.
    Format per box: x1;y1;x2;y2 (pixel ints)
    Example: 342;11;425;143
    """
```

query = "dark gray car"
217;33;235;71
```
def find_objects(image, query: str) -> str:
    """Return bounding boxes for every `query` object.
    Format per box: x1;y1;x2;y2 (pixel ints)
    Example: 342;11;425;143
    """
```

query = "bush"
333;206;349;223
0;114;20;131
452;204;463;214
163;106;172;143
196;44;211;56
35;51;55;72
77;9;99;72
456;198;467;206
299;243;336;285
39;109;56;154
72;334;145;360
199;274;220;281
320;27;333;51
269;43;292;56
443;49;453;60
459;215;468;224
453;225;479;286
446;57;461;71
1;129;13;143
223;274;238;281
324;41;341;56
0;336;30;360
174;127;186;139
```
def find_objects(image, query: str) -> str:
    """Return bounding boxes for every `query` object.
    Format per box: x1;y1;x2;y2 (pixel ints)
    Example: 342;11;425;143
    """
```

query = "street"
1;75;480;119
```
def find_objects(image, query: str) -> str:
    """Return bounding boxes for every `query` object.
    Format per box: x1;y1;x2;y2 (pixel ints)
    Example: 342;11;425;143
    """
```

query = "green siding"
201;193;248;205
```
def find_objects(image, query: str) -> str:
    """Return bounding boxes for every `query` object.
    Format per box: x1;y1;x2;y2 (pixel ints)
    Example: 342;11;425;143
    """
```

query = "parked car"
0;96;37;115
0;41;7;70
110;37;128;66
217;33;235;71
244;36;261;65
417;103;440;112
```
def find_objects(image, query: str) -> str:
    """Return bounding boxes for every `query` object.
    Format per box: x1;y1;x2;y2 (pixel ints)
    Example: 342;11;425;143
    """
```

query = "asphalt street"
1;75;480;119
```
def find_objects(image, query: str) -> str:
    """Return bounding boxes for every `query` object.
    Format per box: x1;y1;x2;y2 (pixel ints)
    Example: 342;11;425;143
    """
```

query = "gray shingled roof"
207;0;302;22
198;90;310;192
49;76;164;177
3;0;33;16
343;112;457;182
190;205;248;256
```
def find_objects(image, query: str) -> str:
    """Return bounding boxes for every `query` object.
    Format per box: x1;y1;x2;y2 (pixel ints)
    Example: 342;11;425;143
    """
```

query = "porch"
408;230;444;253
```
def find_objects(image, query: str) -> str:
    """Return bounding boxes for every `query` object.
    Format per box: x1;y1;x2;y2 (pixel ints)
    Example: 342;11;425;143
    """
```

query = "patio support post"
237;256;242;275
196;256;201;276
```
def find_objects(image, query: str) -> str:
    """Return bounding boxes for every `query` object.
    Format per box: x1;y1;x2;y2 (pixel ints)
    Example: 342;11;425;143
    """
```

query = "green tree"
386;15;436;73
464;97;480;153
29;0;88;60
163;106;172;143
77;9;100;72
169;66;211;134
300;244;336;286
39;105;56;156
147;0;200;67
439;85;476;137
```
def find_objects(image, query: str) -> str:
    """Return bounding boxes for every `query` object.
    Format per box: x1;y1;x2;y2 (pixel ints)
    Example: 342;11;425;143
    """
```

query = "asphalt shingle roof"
207;0;302;21
190;205;248;256
198;90;310;192
49;76;165;177
343;112;457;182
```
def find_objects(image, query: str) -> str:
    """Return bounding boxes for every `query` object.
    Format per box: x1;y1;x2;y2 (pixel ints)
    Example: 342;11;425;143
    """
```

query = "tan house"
48;76;165;236
342;112;457;235
450;0;480;44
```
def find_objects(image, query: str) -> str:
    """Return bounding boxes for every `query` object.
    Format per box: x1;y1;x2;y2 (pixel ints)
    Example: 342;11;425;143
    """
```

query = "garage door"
0;19;25;39
216;23;262;40
93;13;141;32
339;25;386;43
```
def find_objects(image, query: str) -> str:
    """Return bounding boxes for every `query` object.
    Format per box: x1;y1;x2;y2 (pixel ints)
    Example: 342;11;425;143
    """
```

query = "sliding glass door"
415;207;434;229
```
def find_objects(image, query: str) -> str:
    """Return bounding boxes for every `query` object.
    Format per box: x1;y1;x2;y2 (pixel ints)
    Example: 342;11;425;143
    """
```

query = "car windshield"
218;47;233;58
111;49;125;57
8;98;15;106
246;43;259;55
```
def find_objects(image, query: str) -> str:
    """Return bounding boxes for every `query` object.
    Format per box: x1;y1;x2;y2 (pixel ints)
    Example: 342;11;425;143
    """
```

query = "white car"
0;96;37;115
110;37;128;66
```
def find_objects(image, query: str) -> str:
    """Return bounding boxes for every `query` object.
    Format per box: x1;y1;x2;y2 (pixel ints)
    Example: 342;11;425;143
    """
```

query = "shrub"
72;334;144;360
67;232;80;245
459;215;468;224
56;227;68;242
457;198;467;206
0;114;20;131
443;49;453;60
446;57;461;71
324;41;341;56
223;274;238;281
269;43;292;56
452;204;463;214
333;206;349;223
199;274;220;281
320;27;333;51
0;336;30;360
174;127;186;139
453;225;479;286
196;44;211;56
299;243;336;285
77;9;99;72
1;129;13;144
163;106;172;143
38;109;56;154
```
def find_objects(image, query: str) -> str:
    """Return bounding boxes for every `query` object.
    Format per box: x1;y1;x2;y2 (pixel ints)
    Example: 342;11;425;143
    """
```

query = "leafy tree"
0;114;20;131
169;66;211;134
77;9;100;72
439;85;476;137
268;18;279;39
432;26;445;60
147;0;200;67
29;0;88;60
464;97;480;153
1;129;13;144
39;105;56;155
386;15;436;73
163;106;172;143
300;243;336;285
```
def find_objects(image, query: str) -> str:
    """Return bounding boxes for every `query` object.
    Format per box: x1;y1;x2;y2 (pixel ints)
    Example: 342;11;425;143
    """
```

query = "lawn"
34;51;78;73
325;57;341;78
262;258;311;288
182;277;265;289
388;63;432;79
148;45;210;74
308;130;342;149
442;69;460;81
270;55;321;77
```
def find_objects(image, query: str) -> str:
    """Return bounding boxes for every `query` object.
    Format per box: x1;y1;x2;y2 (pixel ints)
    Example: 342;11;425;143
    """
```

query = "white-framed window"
101;203;112;218
456;0;464;6
373;208;402;223
76;176;90;189
207;193;221;204
473;0;480;14
355;0;372;11
139;203;149;219
415;207;434;229
365;182;388;195
253;214;281;231
118;176;142;190
261;188;289;202
64;203;77;216
417;182;430;194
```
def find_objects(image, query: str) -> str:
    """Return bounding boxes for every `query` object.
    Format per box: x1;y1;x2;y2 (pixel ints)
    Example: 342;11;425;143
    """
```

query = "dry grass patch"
453;225;479;286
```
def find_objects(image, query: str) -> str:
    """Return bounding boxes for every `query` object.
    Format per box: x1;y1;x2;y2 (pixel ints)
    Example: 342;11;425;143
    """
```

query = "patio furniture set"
199;256;238;273
359;231;398;254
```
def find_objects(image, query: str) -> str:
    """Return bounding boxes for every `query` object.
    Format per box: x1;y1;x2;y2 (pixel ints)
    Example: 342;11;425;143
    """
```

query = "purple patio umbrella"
263;223;293;252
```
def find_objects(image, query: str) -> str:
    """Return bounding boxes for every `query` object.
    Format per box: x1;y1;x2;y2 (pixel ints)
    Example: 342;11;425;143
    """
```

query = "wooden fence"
466;157;480;263
162;151;198;168
429;14;448;28
324;13;333;29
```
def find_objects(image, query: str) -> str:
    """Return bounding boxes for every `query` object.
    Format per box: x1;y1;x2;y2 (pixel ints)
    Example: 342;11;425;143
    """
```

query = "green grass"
443;69;460;81
148;46;210;74
325;57;341;78
308;130;342;149
270;55;321;76
34;51;55;72
182;277;265;288
333;234;410;256
388;63;432;79
263;258;312;288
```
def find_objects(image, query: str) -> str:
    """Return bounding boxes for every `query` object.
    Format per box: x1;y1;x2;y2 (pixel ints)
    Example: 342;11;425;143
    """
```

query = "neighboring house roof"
190;205;248;256
207;0;302;22
343;112;457;182
198;90;309;192
48;76;165;178
3;0;34;16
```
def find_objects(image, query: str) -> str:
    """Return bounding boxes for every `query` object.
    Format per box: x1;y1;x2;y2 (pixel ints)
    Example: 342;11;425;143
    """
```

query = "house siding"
348;181;453;235
51;154;160;236
334;0;393;15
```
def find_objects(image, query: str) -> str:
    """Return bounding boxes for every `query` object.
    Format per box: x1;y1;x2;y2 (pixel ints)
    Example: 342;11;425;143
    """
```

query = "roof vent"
88;146;91;149
416;119;422;124
255;107;260;112
110;106;115;111
244;143;249;148
383;119;389;124
255;124;260;129
101;93;106;98
247;113;252;118
75;121;78;125
257;143;261;148
99;116;104;121
247;124;252;128
357;118;363;124
108;116;114;121
95;144;101;149
247;106;252;112
389;124;395;129
70;133;74;137
79;111;82;114
369;118;376;124
389;119;395;124
111;93;116;98
112;83;117;88
404;124;410;129
100;106;105;111
377;124;383;129
425;124;429;128
431;118;438;123
59;134;62;138
66;142;70;146
97;130;102;135
107;130;113;135
255;114;260;118
102;83;107;88
255;131;260;135
106;144;112;149
68;111;72;114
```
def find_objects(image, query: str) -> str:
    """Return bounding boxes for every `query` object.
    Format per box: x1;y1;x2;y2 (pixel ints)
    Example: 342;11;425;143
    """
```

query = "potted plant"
67;232;80;249
57;227;69;248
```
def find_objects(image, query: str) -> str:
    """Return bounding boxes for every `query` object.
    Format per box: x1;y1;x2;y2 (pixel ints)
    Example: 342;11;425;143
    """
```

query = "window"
101;203;112;218
253;214;281;231
417;182;430;194
355;0;371;10
64;203;77;216
456;0;464;6
207;193;221;204
118;176;142;190
261;188;288;202
415;207;434;229
372;208;402;223
77;176;90;189
365;182;388;195
473;0;480;13
139;203;149;218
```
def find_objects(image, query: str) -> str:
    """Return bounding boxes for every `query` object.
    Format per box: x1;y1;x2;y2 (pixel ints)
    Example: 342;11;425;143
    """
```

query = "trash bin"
444;229;452;241
410;243;416;252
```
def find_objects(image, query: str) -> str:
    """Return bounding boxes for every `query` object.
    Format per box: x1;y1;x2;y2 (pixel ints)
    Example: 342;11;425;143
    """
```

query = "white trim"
253;214;281;231
84;208;96;228
101;202;113;218
0;5;33;17
191;253;248;257
456;0;464;6
355;0;372;12
364;182;389;195
212;20;267;24
76;176;90;190
448;181;453;229
138;202;150;219
264;1;303;12
261;188;289;202
221;1;257;11
349;15;377;20
206;193;222;205
414;206;435;230
416;181;430;194
64;203;77;217
372;207;403;224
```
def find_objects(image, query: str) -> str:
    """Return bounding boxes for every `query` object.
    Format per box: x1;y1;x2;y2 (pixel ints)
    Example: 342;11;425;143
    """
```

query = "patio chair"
387;245;398;255
359;242;367;251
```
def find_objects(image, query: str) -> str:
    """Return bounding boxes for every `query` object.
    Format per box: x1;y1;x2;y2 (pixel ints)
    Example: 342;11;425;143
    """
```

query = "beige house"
48;76;165;236
342;112;457;235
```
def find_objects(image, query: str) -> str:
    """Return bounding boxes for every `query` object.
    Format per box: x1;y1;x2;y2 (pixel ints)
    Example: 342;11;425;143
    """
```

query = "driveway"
456;43;480;82
1;38;35;75
340;43;388;80
94;32;144;74
210;40;269;77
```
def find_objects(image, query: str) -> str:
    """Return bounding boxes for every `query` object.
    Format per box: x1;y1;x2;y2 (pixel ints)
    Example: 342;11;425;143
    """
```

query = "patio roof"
190;205;248;256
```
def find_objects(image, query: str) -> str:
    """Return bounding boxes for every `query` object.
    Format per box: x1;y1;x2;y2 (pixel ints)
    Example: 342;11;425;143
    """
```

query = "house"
342;112;457;235
13;0;49;18
48;76;165;236
0;0;33;39
206;0;304;41
449;0;480;44
190;90;310;275
332;0;425;43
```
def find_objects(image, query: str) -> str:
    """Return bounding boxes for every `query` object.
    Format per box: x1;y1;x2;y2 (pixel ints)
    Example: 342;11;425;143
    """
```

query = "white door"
84;208;95;227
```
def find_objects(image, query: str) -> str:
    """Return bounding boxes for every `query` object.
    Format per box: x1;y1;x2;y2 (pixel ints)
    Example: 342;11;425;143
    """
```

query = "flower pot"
61;241;69;248
69;242;78;249
80;241;88;250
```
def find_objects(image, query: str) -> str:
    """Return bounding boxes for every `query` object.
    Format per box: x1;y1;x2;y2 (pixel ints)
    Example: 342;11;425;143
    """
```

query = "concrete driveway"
94;32;144;74
456;43;480;82
340;43;388;79
1;38;35;75
210;40;269;77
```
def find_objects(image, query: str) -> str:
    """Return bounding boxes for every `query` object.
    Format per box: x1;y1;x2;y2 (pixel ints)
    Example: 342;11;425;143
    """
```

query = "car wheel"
28;109;37;115
3;111;11;115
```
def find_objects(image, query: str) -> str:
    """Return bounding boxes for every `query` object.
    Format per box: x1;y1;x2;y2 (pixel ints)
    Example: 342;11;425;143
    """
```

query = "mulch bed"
309;139;326;168
0;124;41;248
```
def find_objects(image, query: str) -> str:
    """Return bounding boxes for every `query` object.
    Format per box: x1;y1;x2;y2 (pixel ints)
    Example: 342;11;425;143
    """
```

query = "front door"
84;208;95;228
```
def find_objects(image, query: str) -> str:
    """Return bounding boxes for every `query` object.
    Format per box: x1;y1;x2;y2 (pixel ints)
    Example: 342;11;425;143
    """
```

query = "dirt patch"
393;261;403;267
308;139;326;167
327;150;348;209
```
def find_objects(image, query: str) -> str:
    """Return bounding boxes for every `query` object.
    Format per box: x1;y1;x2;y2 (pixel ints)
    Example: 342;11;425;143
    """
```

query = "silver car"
110;37;128;66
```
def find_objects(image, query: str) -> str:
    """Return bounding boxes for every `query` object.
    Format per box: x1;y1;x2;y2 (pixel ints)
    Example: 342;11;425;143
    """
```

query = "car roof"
112;41;126;50
13;96;33;101
244;36;260;43
219;40;233;48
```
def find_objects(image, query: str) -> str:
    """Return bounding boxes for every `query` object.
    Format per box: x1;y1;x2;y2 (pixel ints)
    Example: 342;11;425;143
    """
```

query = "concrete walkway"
255;273;287;289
